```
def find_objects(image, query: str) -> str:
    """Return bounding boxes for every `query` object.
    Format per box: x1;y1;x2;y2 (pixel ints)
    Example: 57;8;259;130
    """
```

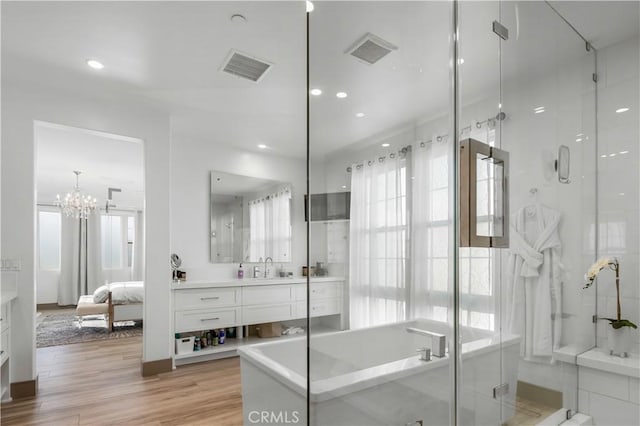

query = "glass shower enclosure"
237;1;597;425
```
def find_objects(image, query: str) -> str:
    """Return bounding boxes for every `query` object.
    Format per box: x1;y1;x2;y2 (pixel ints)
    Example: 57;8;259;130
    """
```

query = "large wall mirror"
210;171;292;264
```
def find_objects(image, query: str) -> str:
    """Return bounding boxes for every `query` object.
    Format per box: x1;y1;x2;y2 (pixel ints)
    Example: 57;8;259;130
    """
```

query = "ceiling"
3;1;639;162
36;123;144;209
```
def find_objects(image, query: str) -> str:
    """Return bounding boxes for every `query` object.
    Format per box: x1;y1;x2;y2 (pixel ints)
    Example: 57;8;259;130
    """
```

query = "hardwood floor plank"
1;337;243;426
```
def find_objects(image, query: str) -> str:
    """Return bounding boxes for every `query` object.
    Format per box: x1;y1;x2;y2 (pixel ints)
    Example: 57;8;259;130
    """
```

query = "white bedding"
109;281;144;305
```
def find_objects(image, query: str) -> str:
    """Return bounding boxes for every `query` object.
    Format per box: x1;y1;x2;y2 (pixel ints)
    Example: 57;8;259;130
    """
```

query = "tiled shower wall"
595;35;640;354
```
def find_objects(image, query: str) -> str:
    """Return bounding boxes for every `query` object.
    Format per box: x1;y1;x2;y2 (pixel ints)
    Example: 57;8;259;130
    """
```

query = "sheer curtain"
411;138;450;320
59;214;102;305
349;153;409;329
249;187;291;262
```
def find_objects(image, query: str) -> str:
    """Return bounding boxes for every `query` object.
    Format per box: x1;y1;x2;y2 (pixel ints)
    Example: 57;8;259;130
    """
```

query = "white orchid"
583;257;637;330
584;257;616;287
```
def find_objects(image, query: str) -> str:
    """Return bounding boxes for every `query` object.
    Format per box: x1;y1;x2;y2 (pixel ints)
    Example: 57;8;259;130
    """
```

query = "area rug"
36;313;142;348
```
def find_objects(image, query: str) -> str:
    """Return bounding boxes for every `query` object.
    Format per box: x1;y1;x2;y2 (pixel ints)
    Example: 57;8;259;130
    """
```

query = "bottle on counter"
194;336;201;351
218;328;226;344
238;263;244;279
201;331;208;348
212;330;219;346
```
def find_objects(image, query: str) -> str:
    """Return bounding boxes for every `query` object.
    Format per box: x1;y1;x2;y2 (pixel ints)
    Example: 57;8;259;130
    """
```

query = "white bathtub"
238;319;520;426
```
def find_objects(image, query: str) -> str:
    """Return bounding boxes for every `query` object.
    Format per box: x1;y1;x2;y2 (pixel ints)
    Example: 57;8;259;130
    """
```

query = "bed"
76;281;144;331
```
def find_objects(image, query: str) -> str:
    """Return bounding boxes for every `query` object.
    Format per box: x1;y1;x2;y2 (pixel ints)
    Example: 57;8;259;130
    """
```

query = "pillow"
93;285;110;304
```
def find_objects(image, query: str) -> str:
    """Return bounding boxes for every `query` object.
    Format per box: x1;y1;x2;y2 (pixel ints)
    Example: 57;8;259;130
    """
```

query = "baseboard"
517;380;563;409
141;358;172;377
11;377;38;399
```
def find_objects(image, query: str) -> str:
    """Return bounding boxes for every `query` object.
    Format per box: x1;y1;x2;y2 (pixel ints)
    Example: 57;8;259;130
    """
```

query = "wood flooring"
0;337;243;425
1;335;556;426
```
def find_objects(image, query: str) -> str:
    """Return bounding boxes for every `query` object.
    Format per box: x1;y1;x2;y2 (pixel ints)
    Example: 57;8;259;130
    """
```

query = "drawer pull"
200;317;220;321
200;297;220;301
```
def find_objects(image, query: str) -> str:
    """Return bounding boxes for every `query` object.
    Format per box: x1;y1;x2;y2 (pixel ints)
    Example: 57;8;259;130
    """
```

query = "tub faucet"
406;327;446;358
264;257;273;278
416;347;431;362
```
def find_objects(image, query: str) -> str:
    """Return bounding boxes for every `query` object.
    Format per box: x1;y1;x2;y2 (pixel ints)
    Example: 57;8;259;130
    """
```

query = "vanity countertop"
171;276;345;290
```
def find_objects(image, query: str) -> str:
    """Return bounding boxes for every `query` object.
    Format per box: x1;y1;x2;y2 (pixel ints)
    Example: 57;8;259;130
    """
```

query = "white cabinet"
1;293;16;401
174;307;241;333
171;278;344;365
174;287;240;311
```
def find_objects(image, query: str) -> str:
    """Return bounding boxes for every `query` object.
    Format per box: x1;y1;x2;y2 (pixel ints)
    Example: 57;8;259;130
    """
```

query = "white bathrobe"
507;203;563;363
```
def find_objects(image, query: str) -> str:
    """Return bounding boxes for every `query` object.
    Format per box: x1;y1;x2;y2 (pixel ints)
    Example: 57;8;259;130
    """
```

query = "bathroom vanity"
171;277;344;366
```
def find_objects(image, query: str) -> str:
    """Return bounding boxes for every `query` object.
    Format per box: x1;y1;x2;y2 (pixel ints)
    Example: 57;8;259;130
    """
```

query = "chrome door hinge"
493;21;509;40
493;383;509;399
592;314;598;323
586;41;593;52
592;73;598;83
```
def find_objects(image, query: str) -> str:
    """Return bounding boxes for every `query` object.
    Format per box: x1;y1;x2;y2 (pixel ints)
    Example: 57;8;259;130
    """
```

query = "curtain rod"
345;112;507;173
346;145;412;173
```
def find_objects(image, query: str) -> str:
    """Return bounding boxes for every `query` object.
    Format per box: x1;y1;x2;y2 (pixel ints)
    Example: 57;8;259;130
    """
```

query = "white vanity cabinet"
171;277;344;366
1;290;17;401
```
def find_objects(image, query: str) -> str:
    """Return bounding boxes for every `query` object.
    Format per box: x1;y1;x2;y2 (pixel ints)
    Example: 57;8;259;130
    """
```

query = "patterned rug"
36;313;142;348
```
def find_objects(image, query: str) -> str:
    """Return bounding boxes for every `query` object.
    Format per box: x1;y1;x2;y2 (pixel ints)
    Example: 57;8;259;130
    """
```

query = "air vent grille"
347;33;398;65
221;50;272;82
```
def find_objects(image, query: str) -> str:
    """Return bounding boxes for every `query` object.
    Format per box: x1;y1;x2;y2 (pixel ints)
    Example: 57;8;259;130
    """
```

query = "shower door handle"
460;138;510;248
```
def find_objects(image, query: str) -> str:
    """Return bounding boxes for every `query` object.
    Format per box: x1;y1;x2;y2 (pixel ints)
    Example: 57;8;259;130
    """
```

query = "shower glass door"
498;1;598;421
308;1;456;425
456;1;597;424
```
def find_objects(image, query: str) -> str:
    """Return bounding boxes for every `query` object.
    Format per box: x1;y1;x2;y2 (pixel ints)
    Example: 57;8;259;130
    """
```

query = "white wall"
1;81;171;385
170;135;311;281
595;35;640;354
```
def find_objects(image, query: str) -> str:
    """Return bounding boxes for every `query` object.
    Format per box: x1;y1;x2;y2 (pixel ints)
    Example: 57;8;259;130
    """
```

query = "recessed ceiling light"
576;138;582;142
600;154;607;158
257;144;267;149
310;88;322;96
534;106;545;114
336;92;348;99
356;112;365;118
619;193;625;196
86;59;104;69
341;185;347;189
620;150;629;154
306;1;314;13
616;107;629;113
381;143;390;147
609;153;616;157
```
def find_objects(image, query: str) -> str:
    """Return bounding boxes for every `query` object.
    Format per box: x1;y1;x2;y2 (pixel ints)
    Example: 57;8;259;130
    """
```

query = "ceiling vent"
346;32;398;65
220;50;273;82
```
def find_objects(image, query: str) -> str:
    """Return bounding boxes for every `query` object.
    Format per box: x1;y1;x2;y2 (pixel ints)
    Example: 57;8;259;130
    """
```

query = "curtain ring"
368;160;373;166
346;166;352;173
436;135;442;142
389;153;396;159
378;156;385;163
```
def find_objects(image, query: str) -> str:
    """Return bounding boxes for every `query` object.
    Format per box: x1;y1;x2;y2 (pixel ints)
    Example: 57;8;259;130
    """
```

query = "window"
38;211;61;271
416;126;498;331
101;215;122;269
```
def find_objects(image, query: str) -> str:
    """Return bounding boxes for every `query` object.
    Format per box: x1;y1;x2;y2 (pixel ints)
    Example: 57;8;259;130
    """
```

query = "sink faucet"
264;257;273;278
406;327;447;358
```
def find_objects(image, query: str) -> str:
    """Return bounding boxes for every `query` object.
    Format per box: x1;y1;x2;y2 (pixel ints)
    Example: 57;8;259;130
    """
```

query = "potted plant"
584;257;637;357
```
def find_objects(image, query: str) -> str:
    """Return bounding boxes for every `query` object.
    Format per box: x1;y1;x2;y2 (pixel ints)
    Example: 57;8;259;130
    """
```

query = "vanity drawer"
243;303;295;325
174;307;240;333
296;298;341;318
0;329;9;365
174;287;240;310
295;282;342;301
0;304;8;333
243;285;295;306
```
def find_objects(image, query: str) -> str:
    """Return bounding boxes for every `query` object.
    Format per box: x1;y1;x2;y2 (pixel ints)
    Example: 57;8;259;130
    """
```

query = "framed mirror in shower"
209;171;293;264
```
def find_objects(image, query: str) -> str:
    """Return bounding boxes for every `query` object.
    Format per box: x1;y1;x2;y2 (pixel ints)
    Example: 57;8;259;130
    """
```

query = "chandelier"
55;171;98;219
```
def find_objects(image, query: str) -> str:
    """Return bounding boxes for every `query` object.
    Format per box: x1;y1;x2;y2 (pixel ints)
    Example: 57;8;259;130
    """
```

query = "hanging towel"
507;203;563;363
